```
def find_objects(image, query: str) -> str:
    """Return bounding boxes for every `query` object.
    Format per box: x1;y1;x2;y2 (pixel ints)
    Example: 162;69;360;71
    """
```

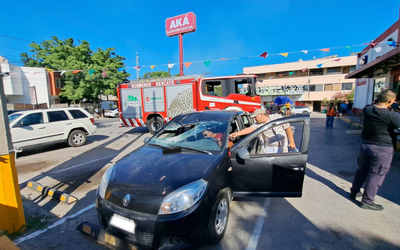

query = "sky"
1;0;400;80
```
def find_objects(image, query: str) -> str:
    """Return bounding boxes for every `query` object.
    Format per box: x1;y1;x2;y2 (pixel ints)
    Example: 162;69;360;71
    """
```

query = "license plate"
109;214;136;234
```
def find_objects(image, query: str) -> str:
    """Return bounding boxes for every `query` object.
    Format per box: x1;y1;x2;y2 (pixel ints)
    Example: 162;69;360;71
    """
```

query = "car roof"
8;107;86;115
174;110;241;123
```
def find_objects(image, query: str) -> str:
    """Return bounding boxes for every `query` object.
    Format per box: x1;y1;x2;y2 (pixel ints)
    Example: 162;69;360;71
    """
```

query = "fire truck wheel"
147;117;164;134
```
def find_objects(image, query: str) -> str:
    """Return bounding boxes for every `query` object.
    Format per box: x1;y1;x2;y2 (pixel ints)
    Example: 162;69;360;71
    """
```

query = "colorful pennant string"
102;69;106;78
316;64;323;68
319;48;330;52
260;52;268;58
150;65;155;70
203;61;211;67
184;62;192;68
168;63;175;69
89;69;95;76
279;53;288;58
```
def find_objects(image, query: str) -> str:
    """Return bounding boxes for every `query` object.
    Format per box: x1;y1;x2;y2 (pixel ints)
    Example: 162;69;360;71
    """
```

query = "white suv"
290;106;311;115
8;107;97;151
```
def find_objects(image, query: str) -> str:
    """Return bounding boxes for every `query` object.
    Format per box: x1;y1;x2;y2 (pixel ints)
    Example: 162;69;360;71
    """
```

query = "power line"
0;34;33;43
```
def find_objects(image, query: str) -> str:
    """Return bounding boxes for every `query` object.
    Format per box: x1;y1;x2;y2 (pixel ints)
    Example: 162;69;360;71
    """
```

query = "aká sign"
165;12;196;37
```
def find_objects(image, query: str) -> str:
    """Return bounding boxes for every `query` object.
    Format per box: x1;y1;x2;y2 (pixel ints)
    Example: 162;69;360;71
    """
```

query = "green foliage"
325;88;354;105
20;36;130;103
142;71;170;79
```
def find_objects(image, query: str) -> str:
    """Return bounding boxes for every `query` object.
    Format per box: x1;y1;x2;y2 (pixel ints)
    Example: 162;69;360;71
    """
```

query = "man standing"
350;90;400;210
269;101;278;114
230;109;296;153
325;103;336;128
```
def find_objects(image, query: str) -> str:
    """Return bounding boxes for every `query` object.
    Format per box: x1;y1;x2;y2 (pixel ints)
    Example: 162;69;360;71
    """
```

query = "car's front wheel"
68;130;87;147
302;111;309;115
207;190;230;244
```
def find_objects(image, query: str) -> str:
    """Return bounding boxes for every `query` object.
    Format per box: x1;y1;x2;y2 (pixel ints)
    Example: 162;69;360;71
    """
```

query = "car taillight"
90;118;95;125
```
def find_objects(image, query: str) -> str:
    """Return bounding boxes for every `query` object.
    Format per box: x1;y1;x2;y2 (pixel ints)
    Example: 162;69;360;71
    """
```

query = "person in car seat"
229;109;296;153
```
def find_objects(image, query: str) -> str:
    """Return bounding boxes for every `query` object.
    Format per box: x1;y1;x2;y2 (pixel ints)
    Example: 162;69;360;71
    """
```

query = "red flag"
72;70;82;74
334;59;341;62
260;52;268;58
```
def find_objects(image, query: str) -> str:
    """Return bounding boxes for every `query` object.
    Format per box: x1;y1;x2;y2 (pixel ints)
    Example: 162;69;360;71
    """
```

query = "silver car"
290;106;311;115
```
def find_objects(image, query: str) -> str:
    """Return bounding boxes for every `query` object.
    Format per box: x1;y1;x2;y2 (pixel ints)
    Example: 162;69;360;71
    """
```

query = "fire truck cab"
117;75;261;133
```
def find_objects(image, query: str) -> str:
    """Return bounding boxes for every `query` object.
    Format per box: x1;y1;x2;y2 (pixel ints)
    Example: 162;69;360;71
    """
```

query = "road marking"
246;198;271;250
14;204;95;244
52;154;118;174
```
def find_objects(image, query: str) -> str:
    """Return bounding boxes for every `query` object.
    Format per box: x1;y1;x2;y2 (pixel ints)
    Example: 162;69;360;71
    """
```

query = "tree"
20;36;130;103
142;71;170;79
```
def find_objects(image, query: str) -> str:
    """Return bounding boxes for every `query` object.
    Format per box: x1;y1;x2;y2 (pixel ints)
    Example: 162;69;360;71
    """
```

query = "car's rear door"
46;110;73;142
229;115;310;197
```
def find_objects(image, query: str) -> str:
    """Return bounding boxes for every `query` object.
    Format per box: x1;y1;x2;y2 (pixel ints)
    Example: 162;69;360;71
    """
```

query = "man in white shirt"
230;109;296;153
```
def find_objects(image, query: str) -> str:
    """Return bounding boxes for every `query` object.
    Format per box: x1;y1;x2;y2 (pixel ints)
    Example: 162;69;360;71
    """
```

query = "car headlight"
158;179;208;215
98;165;115;199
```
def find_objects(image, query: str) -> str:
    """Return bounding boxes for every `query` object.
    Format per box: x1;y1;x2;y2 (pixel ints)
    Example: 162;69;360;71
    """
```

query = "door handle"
289;165;304;171
38;127;46;129
66;123;72;125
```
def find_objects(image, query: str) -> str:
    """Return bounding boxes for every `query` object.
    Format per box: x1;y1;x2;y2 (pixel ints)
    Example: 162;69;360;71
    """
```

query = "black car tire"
114;113;119;118
68;130;87;147
302;111;309;115
147;117;164;134
207;190;230;244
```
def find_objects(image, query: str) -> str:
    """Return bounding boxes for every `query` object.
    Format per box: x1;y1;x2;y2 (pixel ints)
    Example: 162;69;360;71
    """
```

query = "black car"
96;110;310;249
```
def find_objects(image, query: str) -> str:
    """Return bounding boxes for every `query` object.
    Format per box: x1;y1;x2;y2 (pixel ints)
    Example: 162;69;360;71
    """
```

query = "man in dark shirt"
269;101;278;114
350;90;400;211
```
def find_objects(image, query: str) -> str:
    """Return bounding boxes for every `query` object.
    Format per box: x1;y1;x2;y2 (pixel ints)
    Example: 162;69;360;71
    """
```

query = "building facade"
346;11;400;112
0;56;62;110
243;55;357;112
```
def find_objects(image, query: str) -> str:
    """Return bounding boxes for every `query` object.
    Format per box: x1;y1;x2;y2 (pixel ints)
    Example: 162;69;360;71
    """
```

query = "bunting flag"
220;58;228;60
316;63;323;68
279;74;283;77
301;68;307;72
102;69;106;78
259;52;268;58
289;71;295;76
133;66;141;70
345;46;352;50
333;59;341;62
319;48;330;52
301;50;308;54
351;52;359;55
45;68;53;72
240;57;247;60
279;53;288;57
89;69;95;76
118;67;126;72
168;63;175;69
375;46;382;53
363;41;376;47
72;70;82;74
298;58;303;62
150;65;155;70
61;71;67;76
203;61;211;67
184;62;192;68
387;41;396;47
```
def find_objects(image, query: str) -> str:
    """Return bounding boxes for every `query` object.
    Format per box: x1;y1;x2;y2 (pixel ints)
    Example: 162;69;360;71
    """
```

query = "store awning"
345;46;400;79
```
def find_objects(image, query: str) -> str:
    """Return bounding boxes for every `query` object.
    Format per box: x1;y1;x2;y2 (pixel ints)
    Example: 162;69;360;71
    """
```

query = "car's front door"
230;115;310;197
11;112;48;148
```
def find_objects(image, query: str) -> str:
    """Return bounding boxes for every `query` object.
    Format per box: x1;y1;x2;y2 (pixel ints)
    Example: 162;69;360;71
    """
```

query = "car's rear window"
48;111;70;122
68;109;88;119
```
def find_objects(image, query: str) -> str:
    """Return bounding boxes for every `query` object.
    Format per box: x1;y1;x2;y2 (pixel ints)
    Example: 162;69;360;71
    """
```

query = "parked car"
8;107;97;151
96;110;310;249
7;109;28;115
290;105;311;115
104;108;119;118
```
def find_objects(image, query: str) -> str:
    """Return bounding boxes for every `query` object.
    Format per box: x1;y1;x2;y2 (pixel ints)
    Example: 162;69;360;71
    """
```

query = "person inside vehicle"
203;129;234;148
206;85;215;95
229;109;296;153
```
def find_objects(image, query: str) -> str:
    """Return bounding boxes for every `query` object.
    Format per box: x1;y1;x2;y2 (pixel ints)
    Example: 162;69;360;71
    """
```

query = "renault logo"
123;194;130;207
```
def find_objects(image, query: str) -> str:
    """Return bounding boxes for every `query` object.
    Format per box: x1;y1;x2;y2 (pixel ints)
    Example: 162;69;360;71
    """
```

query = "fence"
347;112;363;129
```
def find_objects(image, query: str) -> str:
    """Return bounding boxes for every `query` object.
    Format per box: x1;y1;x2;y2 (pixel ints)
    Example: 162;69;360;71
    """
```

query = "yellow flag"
151;65;155;70
279;53;288;57
45;68;53;72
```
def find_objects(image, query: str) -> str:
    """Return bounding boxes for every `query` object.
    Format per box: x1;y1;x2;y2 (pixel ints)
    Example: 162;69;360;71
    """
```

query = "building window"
333;83;341;91
324;84;332;91
275;71;297;76
350;66;356;72
326;67;342;74
307;84;323;92
309;69;323;76
342;83;353;90
56;78;61;88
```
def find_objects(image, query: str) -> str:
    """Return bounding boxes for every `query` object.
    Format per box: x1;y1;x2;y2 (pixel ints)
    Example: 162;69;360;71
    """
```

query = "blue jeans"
326;116;334;128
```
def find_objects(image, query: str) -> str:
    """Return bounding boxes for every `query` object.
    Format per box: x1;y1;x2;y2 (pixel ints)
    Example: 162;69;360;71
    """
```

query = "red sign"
165;12;196;37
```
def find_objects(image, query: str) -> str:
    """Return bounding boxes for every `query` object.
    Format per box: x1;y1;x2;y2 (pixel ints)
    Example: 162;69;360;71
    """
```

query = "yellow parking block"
0;235;20;250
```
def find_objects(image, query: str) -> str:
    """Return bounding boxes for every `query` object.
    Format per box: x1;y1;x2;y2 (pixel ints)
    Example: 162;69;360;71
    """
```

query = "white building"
243;55;357;111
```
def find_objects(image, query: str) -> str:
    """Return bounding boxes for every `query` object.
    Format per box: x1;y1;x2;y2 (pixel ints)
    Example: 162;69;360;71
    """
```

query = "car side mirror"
143;137;150;144
237;147;250;160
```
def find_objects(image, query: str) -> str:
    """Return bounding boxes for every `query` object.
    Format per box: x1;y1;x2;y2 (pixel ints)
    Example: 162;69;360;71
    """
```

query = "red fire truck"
116;74;261;133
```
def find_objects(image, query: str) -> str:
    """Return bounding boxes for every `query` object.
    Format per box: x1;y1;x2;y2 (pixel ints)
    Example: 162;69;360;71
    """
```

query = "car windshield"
8;113;22;123
147;120;228;155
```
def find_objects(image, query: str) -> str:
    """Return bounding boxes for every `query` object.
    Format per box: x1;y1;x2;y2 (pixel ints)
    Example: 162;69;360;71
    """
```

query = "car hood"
108;146;221;196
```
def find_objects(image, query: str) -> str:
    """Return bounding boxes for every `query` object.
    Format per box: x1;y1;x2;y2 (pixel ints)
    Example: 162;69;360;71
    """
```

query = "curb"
77;221;139;249
26;181;77;205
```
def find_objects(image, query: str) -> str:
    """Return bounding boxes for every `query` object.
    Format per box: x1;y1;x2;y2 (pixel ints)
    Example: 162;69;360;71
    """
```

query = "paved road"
13;113;400;250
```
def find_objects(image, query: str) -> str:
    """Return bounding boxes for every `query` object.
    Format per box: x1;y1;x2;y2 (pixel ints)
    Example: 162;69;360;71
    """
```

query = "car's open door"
229;115;310;197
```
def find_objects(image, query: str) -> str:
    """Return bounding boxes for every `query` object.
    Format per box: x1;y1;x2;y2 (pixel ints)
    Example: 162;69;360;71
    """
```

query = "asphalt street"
12;114;400;250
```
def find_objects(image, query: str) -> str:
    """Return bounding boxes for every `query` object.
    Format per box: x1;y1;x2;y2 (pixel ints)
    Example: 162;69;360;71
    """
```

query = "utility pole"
136;52;139;80
168;61;171;77
0;72;26;234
